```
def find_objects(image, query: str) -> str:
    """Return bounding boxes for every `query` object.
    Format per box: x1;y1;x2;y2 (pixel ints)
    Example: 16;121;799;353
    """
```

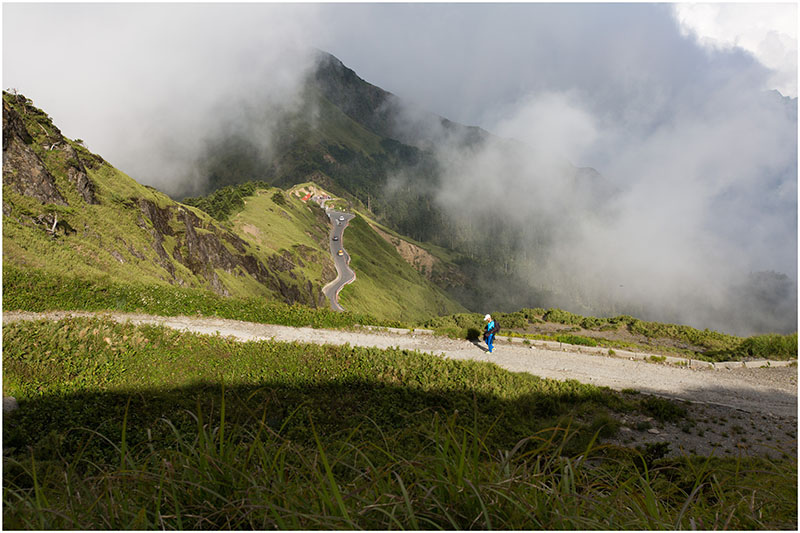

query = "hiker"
483;314;499;353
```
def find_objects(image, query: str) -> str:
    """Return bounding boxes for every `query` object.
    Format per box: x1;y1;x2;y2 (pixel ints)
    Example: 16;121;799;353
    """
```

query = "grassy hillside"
360;211;470;289
186;180;468;322
337;213;467;322
3;93;184;286
3;317;796;529
2;92;328;307
3;92;465;321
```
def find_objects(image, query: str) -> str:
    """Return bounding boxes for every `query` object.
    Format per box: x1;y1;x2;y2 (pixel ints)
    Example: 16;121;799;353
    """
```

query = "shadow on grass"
3;376;623;470
4;379;797;530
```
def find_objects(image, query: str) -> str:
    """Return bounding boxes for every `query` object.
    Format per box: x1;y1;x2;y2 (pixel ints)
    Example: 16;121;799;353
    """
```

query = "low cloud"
5;3;795;333
672;3;798;97
3;3;323;196
408;76;797;334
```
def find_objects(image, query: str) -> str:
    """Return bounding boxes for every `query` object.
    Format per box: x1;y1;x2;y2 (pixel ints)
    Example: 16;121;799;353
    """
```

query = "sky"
3;3;796;165
3;2;798;333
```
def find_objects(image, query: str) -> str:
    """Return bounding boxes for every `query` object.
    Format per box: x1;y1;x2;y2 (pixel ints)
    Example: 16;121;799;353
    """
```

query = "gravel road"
4;310;797;457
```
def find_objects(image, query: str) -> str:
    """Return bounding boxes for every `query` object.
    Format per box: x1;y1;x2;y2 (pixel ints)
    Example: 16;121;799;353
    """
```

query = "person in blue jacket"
483;314;498;353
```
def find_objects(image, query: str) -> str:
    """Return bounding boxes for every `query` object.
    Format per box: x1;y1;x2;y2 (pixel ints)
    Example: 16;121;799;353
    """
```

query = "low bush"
183;181;271;221
640;396;688;423
492;311;529;330
733;333;797;360
543;308;584;325
556;334;598;347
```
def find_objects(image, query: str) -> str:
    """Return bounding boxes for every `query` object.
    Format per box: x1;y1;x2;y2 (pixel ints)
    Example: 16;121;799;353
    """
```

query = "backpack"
487;320;500;335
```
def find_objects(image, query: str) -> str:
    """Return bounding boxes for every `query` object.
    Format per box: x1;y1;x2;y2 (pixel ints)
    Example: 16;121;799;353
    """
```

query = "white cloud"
3;3;324;195
672;3;798;97
490;91;599;166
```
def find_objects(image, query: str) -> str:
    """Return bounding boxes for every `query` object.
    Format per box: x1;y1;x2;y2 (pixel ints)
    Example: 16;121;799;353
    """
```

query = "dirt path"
4;310;797;458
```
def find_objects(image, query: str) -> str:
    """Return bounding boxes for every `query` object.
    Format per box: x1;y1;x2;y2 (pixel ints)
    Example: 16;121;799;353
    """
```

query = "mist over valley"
4;3;796;335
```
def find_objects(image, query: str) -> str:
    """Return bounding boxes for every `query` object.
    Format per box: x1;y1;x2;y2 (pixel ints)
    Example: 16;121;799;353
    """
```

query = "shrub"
734;333;797;360
519;307;546;320
543;308;584;325
640;396;687;423
556;334;598;347
271;190;287;206
493;312;528;330
182;181;270;221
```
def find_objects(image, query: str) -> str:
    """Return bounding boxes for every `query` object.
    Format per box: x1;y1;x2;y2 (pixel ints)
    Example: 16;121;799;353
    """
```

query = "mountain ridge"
2;90;465;321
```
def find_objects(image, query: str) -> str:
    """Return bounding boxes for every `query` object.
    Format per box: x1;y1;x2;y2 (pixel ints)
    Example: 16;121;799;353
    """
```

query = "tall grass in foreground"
3;317;797;529
4;398;795;530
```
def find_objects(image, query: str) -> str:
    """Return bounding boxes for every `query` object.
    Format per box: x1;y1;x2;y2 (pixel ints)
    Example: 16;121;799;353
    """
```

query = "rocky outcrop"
62;143;98;204
2;100;67;206
3;96;99;206
371;222;467;287
137;199;321;305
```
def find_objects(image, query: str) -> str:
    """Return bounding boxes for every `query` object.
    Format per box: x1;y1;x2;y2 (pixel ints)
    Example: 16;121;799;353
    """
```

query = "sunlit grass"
3;317;796;530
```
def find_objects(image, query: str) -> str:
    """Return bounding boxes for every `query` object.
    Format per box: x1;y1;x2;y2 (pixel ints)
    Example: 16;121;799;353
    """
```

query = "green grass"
230;188;326;254
726;333;798;360
227;186;334;286
555;334;598;347
423;309;798;362
3;317;796;529
337;214;467;322
2;183;187;288
2;263;390;329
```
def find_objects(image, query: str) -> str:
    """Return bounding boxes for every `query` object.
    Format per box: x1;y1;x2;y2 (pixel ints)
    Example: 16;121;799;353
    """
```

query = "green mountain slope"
2;92;466;322
337;213;466;321
3;91;329;307
184;51;622;319
223;182;466;321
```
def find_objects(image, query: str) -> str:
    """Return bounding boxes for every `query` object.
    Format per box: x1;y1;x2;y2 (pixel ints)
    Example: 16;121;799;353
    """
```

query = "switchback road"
321;209;355;311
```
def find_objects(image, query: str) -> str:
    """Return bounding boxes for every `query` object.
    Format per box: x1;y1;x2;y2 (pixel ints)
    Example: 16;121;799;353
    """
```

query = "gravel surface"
4;310;797;458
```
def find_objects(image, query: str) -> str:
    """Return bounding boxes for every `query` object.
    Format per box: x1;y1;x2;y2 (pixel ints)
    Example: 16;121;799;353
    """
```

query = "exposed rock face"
3;97;99;206
137;199;321;305
2;101;67;206
62;143;98;204
370;222;467;287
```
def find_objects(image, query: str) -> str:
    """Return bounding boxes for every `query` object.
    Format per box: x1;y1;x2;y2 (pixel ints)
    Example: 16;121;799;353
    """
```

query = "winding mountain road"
321;208;356;311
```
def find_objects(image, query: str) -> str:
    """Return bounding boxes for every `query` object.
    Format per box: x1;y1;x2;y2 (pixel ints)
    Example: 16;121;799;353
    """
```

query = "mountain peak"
311;49;491;149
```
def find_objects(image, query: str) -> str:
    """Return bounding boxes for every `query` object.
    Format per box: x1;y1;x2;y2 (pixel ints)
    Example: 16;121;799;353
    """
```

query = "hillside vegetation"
4;317;796;529
337;213;467;322
2;91;327;307
420;308;798;362
3;91;466;323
